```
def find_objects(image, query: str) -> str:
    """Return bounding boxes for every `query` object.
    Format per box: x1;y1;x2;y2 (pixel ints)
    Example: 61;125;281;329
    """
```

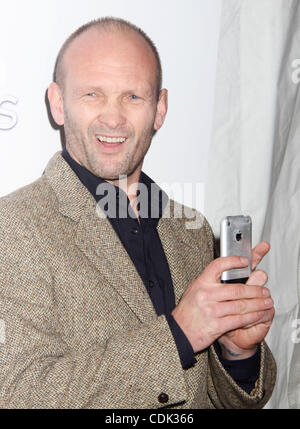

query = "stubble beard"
63;113;155;182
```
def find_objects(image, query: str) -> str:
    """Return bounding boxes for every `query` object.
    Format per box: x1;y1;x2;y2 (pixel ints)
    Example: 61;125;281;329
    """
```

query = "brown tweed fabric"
0;152;276;409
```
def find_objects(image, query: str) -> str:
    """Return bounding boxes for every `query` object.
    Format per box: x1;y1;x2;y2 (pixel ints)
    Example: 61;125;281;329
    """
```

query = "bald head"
54;17;162;99
47;16;168;186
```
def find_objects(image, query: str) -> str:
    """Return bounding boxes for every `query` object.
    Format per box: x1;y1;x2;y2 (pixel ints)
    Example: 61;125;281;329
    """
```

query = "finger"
213;283;270;302
246;269;268;286
261;307;275;327
213;297;274;318
241;308;275;329
220;311;266;333
251;241;270;270
201;256;250;283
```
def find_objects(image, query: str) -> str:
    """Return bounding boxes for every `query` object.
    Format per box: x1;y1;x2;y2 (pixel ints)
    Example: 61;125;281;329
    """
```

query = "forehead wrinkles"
62;27;158;93
70;66;155;98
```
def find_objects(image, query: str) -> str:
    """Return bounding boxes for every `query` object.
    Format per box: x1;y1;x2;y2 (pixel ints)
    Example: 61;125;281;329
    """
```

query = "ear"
154;89;168;131
47;82;65;126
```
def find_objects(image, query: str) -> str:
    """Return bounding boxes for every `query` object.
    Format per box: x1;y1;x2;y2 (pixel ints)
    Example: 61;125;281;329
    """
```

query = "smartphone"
220;215;252;283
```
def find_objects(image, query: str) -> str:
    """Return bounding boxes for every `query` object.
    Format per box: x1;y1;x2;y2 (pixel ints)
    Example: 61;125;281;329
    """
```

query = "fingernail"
240;257;249;264
263;288;270;296
264;299;273;306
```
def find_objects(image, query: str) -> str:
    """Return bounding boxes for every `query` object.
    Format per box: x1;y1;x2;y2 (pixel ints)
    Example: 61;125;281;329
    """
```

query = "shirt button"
131;227;139;235
149;280;155;288
158;393;169;404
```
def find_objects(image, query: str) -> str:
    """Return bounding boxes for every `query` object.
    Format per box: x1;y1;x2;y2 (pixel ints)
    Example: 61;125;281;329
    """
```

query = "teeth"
97;136;126;143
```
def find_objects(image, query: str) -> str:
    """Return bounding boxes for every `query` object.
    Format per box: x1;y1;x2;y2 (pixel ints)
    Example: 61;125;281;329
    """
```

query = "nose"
97;100;126;130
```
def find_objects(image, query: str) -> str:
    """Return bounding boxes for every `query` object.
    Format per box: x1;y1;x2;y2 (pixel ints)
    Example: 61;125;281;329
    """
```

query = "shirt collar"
61;148;169;224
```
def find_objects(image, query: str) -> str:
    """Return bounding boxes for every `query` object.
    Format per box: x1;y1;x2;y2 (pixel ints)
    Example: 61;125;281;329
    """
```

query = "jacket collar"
61;147;169;226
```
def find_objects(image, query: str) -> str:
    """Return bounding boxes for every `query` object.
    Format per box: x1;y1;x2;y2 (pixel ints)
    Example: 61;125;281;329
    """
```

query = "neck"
107;166;142;199
107;168;143;222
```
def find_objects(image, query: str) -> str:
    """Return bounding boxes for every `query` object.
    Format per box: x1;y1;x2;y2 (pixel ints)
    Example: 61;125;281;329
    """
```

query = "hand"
172;242;274;356
218;242;274;359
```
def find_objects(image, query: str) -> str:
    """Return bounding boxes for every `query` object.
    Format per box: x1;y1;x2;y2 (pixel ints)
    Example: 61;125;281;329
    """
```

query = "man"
0;17;276;409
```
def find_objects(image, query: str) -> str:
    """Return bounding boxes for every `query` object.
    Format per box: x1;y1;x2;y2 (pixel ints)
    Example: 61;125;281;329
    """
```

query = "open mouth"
96;135;127;151
96;136;127;144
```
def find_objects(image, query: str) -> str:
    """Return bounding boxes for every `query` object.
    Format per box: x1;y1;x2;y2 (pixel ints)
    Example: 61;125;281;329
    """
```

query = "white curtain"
205;0;300;408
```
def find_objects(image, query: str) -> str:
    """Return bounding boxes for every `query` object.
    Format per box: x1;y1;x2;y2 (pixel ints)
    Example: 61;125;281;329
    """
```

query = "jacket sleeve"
0;214;189;409
207;340;277;408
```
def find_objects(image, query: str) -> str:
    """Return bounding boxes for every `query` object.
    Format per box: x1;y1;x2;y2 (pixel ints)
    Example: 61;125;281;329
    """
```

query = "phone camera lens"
236;232;242;241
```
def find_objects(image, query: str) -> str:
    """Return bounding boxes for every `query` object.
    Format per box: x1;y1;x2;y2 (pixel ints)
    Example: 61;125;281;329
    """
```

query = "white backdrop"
0;0;222;211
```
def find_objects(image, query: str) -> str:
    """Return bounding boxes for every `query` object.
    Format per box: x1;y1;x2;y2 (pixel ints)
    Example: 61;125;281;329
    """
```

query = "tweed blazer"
0;152;276;409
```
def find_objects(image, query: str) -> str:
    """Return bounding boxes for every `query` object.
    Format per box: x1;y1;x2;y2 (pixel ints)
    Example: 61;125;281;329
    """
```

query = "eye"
129;94;139;101
87;92;97;97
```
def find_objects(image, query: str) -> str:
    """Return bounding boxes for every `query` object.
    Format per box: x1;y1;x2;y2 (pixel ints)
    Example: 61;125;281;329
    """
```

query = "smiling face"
48;27;168;185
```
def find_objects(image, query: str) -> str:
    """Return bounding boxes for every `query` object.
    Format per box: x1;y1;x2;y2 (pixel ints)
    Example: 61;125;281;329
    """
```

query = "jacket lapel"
45;152;156;323
75;199;156;323
157;205;191;305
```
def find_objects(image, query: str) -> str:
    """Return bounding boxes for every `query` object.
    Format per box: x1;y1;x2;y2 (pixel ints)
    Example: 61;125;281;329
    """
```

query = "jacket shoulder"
0;175;57;228
167;199;214;237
